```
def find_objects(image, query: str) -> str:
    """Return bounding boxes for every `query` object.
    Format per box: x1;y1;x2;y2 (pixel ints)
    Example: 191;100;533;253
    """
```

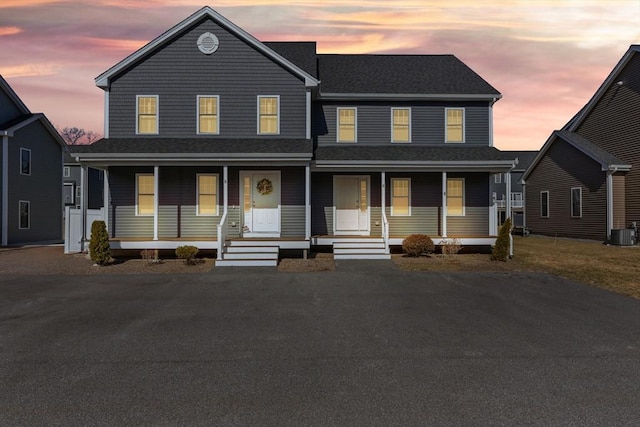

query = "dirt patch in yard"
278;253;335;272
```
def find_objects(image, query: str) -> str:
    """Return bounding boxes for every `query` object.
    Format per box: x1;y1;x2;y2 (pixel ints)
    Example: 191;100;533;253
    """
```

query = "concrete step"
333;242;386;249
334;248;388;255
334;238;384;244
216;259;278;267
223;252;278;260
225;246;279;253
334;253;391;260
226;240;283;247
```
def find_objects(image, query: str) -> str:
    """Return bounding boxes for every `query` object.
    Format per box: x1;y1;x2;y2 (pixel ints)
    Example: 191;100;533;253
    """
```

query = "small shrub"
89;220;111;265
402;234;435;257
491;217;512;261
176;245;199;265
140;249;160;265
440;237;463;256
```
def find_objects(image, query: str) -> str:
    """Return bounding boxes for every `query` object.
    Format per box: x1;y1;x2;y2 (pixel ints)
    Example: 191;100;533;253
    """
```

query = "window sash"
137;96;158;134
19;201;30;229
197;174;218;216
198;96;219;134
258;97;279;134
571;187;582;218
137;174;155;216
446;108;464;143
392;109;410;142
337;108;356;142
391;178;410;216
20;148;31;175
447;178;465;216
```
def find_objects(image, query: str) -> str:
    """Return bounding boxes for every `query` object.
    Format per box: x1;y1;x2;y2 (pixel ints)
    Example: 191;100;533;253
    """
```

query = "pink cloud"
0;26;22;36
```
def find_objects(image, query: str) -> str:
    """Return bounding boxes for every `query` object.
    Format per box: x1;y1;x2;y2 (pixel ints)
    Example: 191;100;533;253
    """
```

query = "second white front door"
334;176;370;234
242;171;281;236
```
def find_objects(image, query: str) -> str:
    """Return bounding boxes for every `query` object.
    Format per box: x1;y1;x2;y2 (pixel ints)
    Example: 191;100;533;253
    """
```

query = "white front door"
334;176;369;234
242;171;281;237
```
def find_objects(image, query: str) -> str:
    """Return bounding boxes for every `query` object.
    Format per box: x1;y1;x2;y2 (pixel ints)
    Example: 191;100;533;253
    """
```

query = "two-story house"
523;45;639;243
1;75;65;246
490;150;537;230
71;6;517;265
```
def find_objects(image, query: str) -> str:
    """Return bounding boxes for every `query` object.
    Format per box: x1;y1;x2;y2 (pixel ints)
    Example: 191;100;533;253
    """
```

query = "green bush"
491;217;512;261
402;234;435;257
175;245;199;265
89;220;111;265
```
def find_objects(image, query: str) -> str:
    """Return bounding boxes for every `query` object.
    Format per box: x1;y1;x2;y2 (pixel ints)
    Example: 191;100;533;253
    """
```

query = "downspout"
606;167;617;241
1;135;9;246
489;98;497;147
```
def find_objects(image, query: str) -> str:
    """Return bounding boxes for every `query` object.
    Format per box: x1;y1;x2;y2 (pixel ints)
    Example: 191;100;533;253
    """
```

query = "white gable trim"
95;6;319;89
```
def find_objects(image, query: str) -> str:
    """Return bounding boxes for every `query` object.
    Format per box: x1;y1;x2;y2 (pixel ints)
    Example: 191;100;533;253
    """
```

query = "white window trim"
540;190;549;218
257;95;280;135
445;107;465;143
446;177;466;216
391;107;411;143
196;173;219;217
63;166;70;178
494;173;502;184
20;148;31;176
18;200;30;230
135;173;155;216
390;178;411;216
336;107;357;143
197;95;220;135
571;187;582;218
136;95;159;135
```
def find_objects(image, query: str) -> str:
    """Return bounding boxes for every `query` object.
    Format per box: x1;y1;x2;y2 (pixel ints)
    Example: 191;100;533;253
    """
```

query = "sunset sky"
1;0;638;150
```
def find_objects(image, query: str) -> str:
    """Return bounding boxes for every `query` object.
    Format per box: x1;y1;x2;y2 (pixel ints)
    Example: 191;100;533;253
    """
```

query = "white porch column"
441;172;447;237
505;171;512;221
305;165;311;240
223;166;228;214
1;136;8;246
103;168;109;234
153;165;159;241
381;172;386;213
80;165;88;251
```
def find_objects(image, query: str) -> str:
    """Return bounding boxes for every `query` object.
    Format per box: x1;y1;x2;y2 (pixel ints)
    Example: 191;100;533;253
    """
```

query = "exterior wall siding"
575;54;640;225
385;173;441;237
446;173;489;237
315;101;491;145
612;173;626;229
0;88;24;124
8;122;62;243
525;139;607;240
108;18;307;139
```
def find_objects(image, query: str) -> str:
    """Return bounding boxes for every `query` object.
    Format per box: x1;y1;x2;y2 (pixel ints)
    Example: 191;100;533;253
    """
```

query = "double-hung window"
391;178;411;216
446;178;465;216
197;174;218;216
63;166;70;178
136;174;155;216
20;148;31;175
137;96;158;134
571;187;582;218
445;108;464;143
258;96;279;134
198;96;219;134
19;201;30;229
391;108;411;143
337;108;356;142
540;191;549;218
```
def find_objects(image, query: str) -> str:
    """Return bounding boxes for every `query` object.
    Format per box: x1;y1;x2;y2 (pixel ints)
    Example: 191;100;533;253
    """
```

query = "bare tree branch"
59;127;102;145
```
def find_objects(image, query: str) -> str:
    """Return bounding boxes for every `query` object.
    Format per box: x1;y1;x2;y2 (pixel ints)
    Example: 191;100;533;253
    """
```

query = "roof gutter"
319;93;502;101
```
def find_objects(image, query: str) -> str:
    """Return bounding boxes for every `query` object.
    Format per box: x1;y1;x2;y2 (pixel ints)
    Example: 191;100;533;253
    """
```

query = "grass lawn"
393;235;640;300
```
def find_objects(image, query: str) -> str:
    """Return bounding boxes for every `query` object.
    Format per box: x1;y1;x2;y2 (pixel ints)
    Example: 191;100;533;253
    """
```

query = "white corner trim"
2;136;8;245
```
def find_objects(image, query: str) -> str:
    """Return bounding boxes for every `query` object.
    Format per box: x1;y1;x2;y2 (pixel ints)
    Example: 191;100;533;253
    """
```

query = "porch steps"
216;241;279;267
333;238;390;260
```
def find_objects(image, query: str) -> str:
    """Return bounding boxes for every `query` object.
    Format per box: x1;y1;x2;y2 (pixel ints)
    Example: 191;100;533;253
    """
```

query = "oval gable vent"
197;32;219;54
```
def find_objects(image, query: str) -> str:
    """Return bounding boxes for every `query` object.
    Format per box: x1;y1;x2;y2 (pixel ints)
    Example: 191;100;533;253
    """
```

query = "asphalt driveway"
1;265;639;425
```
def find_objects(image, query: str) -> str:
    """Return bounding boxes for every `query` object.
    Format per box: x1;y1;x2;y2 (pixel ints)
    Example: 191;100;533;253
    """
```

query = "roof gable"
0;74;31;117
95;7;319;89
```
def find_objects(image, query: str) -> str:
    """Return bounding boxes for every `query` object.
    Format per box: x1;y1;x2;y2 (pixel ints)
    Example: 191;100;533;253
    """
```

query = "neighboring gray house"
490;150;537;229
63;151;103;210
0;75;65;245
523;45;639;242
70;6;517;265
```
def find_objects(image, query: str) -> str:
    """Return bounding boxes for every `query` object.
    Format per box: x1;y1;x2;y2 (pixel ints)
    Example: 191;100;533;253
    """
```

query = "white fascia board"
604;164;632;172
95;6;319;89
319;93;502;101
73;152;311;160
313;160;516;171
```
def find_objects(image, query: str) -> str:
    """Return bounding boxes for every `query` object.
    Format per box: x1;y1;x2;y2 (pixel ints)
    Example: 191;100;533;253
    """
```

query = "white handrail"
217;211;228;261
381;210;390;254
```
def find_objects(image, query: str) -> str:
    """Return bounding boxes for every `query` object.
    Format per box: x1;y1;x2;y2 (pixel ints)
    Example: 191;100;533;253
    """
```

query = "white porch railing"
381;210;390;254
217;211;228;261
495;193;524;208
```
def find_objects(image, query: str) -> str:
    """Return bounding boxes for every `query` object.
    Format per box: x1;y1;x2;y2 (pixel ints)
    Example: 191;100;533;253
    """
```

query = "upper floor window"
445;108;464;143
198;96;219;134
197;174;218;216
337;108;357;142
20;148;31;175
136;173;155;216
258;96;279;135
63;166;70;178
137;96;158;134
391;178;411;216
540;191;549;218
446;178;465;216
571;187;582;218
391;108;411;143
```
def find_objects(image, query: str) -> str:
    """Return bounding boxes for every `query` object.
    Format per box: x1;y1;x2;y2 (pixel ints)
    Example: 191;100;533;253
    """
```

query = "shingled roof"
264;42;318;78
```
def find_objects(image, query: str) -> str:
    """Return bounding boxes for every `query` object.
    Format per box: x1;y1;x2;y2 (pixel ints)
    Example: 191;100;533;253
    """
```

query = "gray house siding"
315;102;491;145
108;18;307;139
63;165;103;209
8;122;62;243
574;54;640;225
109;167;154;238
0;88;25;124
385;173;441;237
446;173;489;237
525;139;607;241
